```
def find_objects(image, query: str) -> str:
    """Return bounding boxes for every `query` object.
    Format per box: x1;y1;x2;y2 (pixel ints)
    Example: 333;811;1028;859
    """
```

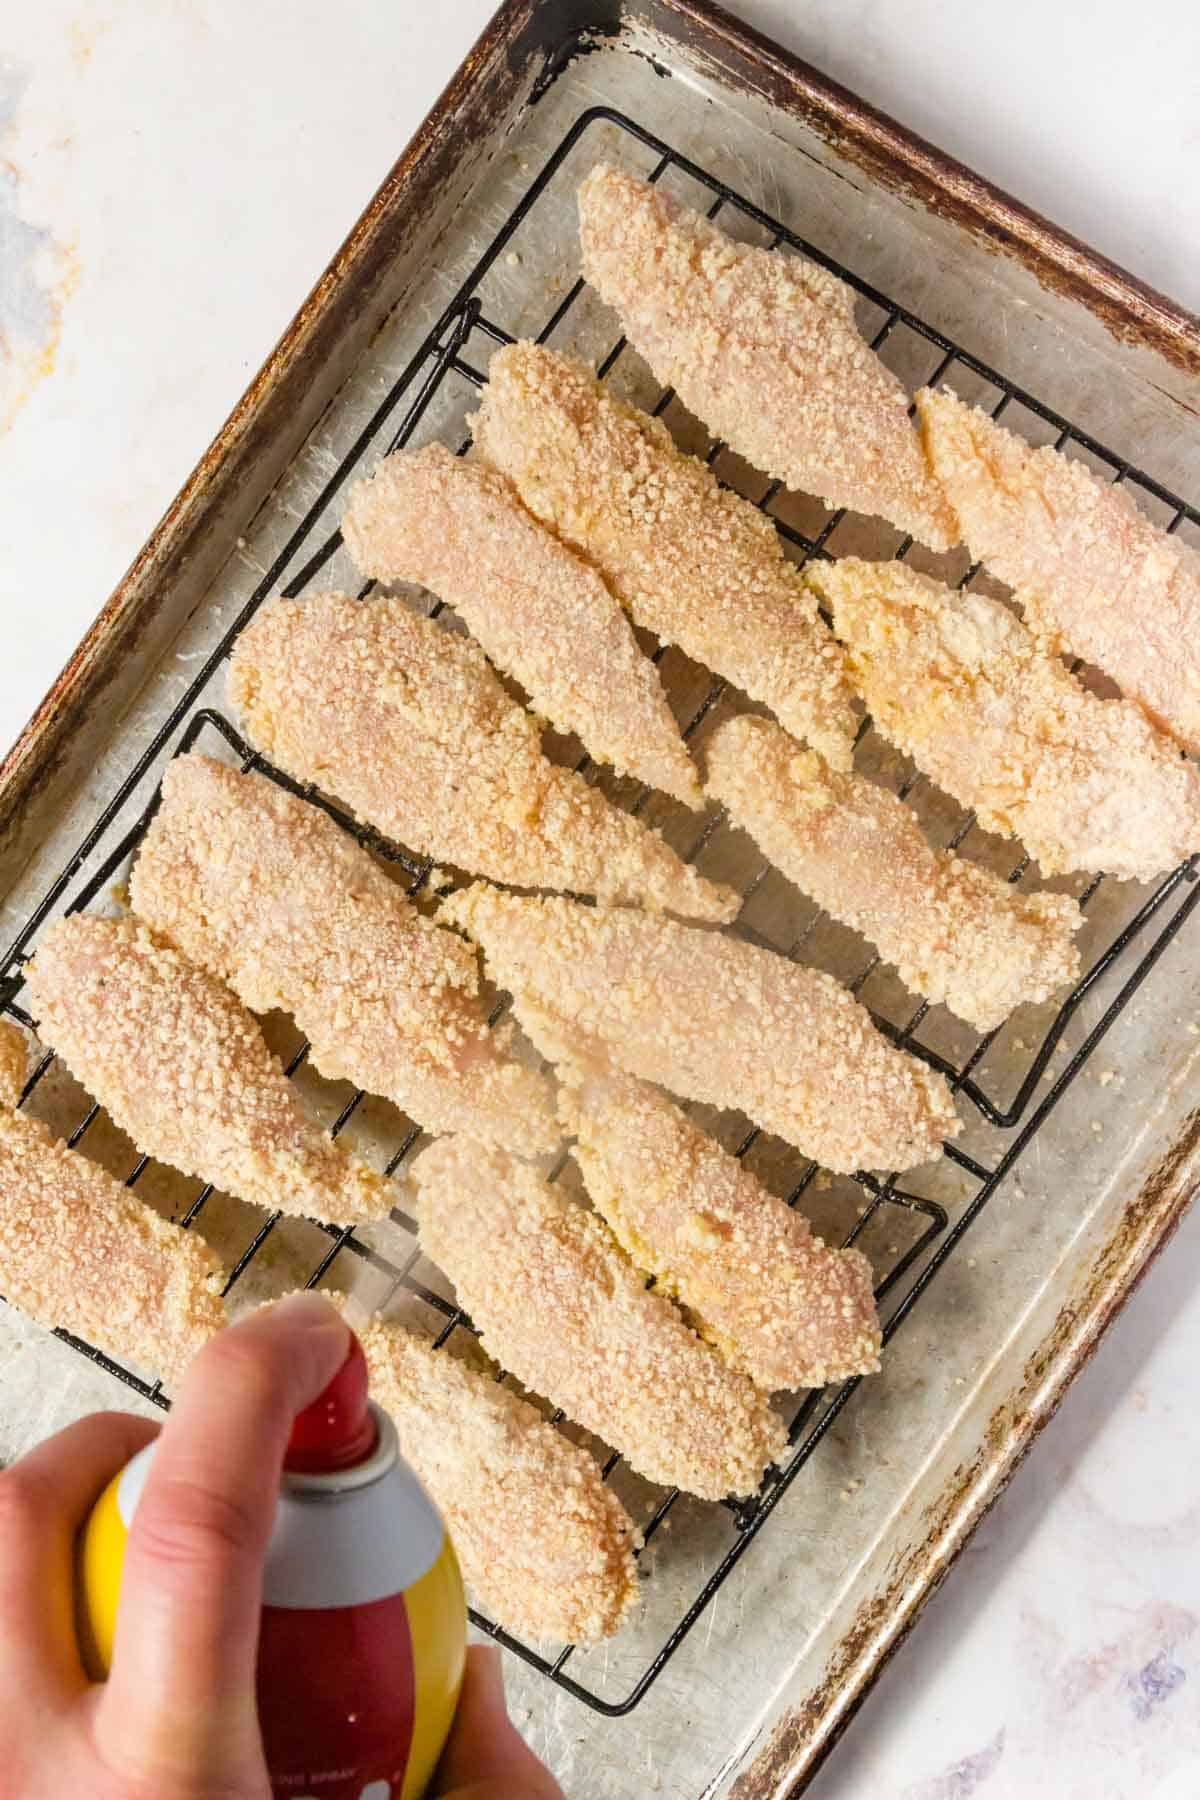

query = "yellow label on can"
76;1469;127;1681
400;1535;466;1800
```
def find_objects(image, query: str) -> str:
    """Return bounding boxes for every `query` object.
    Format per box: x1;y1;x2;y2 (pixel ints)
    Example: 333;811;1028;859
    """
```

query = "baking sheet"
1;8;1198;1795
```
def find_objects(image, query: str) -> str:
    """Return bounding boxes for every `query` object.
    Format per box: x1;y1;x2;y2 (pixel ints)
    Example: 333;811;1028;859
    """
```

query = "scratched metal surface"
1;23;1199;1799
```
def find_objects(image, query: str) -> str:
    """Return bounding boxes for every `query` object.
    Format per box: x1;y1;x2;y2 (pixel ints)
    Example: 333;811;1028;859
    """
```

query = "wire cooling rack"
2;104;1199;1715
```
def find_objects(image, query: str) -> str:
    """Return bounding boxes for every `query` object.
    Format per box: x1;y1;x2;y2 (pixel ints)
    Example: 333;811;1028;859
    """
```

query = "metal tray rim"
6;0;1199;864
2;3;1198;1791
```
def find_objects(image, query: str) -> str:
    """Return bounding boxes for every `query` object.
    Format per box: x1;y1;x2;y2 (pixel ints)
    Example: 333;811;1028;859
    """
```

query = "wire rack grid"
1;102;1199;1716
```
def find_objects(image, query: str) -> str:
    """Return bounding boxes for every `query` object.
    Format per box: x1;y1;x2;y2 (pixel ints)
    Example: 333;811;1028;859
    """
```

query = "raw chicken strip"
412;1135;786;1499
471;342;857;768
229;592;736;923
130;753;557;1154
810;558;1200;882
918;386;1200;751
441;885;959;1173
0;1021;226;1380
26;916;392;1225
578;163;957;550
338;1303;640;1642
706;715;1082;1031
342;443;701;805
559;1065;881;1391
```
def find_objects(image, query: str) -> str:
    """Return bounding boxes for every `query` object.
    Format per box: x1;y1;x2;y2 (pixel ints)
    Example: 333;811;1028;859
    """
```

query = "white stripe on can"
116;1409;444;1609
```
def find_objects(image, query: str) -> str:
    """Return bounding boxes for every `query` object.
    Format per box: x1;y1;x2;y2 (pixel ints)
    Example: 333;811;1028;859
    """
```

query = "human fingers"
94;1293;348;1786
435;1645;564;1799
0;1411;156;1702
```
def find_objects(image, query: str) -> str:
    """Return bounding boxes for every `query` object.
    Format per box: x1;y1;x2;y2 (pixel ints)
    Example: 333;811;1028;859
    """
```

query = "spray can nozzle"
77;1320;466;1797
283;1329;378;1474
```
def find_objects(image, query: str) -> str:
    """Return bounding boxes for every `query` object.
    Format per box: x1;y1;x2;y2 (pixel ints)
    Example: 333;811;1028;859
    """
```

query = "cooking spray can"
77;1332;467;1800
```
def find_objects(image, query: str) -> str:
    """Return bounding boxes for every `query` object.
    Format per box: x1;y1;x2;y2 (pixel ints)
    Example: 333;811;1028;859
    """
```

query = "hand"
0;1292;563;1799
435;1646;564;1800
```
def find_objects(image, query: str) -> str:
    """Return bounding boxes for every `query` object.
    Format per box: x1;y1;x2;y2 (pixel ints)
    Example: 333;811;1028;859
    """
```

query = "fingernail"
269;1291;347;1337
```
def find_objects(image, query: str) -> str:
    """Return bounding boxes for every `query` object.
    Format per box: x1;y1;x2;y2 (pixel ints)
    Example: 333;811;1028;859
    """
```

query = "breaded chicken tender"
130;754;557;1154
0;1021;226;1378
0;1019;28;1109
811;558;1200;882
559;1066;880;1391
342;444;701;806
471;343;857;768
229;592;736;923
338;1304;640;1642
918;386;1200;751
26;916;392;1225
412;1135;786;1498
706;715;1082;1031
578;163;957;550
441;885;958;1173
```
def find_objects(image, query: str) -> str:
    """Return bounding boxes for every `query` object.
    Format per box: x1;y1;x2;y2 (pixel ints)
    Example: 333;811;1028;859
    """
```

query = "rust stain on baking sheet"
732;1110;1200;1797
656;0;1200;380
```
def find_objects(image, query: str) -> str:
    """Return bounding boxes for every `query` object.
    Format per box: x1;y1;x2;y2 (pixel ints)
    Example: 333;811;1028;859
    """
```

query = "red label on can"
258;1591;415;1798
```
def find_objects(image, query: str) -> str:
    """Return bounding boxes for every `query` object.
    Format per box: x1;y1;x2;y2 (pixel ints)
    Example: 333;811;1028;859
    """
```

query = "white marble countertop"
2;4;1199;1795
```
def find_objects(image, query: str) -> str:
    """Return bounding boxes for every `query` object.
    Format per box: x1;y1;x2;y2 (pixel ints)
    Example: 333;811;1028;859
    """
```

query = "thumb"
94;1292;348;1787
435;1646;564;1799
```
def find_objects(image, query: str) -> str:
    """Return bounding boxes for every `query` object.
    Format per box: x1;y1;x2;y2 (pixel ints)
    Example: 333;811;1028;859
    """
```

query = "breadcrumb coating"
229;592;736;923
559;1065;881;1392
412;1135;786;1499
0;1029;226;1381
130;754;557;1154
471;342;857;768
705;715;1082;1032
918;386;1200;751
26;916;392;1225
332;1302;641;1642
342;444;701;806
0;1017;28;1109
441;885;959;1173
811;558;1200;882
578;163;957;551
